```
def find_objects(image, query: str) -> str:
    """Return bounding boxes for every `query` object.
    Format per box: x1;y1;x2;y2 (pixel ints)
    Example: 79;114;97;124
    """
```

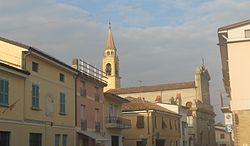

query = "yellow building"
103;93;131;146
218;19;250;146
121;97;181;146
0;37;77;146
102;23;121;92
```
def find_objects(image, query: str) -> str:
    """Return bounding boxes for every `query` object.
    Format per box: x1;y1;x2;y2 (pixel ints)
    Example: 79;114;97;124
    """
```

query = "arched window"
106;63;112;75
107;51;110;56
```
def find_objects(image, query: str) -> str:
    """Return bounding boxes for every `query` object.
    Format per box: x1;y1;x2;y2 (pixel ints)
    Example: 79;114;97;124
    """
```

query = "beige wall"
118;88;196;106
0;40;26;68
24;54;75;126
227;41;250;110
122;111;180;146
0;68;26;120
0;122;75;146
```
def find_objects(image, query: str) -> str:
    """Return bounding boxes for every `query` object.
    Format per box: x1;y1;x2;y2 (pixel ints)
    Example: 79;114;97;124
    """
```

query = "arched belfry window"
106;63;112;75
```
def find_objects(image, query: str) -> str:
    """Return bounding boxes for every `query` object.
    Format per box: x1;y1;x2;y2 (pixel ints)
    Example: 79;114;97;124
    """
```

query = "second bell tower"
102;22;121;91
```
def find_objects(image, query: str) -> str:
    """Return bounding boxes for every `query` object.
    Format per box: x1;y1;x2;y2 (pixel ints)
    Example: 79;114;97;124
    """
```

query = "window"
220;133;225;139
32;84;39;108
80;105;85;120
245;29;250;38
136;116;144;128
162;117;167;129
59;73;64;82
55;134;60;146
95;109;100;132
154;116;157;128
0;131;10;146
0;79;9;106
32;62;39;72
29;133;42;146
94;87;100;101
60;92;66;114
80;81;86;96
62;135;67;146
105;63;112;75
170;119;172;130
175;120;177;130
182;122;187;135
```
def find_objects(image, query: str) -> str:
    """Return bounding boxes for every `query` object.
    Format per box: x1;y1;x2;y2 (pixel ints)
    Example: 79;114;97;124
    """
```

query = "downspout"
23;50;31;121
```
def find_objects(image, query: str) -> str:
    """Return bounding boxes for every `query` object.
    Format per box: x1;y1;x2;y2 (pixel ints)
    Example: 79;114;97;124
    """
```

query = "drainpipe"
23;50;31;121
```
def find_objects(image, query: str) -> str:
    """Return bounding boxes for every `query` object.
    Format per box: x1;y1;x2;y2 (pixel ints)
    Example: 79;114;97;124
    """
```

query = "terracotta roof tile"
122;97;178;115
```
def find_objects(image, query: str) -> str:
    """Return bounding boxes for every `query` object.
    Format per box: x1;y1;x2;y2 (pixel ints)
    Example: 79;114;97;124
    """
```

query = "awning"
77;130;108;143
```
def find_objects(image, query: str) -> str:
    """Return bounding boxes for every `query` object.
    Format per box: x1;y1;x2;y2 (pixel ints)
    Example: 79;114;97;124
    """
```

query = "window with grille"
60;92;66;114
29;133;42;146
32;84;39;109
136;116;144;128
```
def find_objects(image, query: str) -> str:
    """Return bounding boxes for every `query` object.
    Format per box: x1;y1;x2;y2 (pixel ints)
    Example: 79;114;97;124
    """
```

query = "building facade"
0;37;77;146
103;93;131;146
108;66;216;146
122;97;181;146
218;19;250;145
72;58;108;146
215;124;233;146
157;104;189;146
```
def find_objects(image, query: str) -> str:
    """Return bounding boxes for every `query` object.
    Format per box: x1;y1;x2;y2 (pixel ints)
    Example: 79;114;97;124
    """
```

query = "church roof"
108;81;195;94
105;22;116;50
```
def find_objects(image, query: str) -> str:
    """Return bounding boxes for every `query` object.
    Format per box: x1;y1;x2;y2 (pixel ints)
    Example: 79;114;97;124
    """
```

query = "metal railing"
81;119;87;131
105;116;131;129
77;59;107;84
95;121;101;132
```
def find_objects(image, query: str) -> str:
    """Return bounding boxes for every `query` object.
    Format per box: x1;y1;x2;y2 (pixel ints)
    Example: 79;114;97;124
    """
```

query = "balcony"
81;119;87;131
105;116;131;129
95;121;100;132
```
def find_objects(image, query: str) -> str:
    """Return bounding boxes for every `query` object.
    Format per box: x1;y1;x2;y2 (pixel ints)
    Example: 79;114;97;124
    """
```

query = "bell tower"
102;22;121;91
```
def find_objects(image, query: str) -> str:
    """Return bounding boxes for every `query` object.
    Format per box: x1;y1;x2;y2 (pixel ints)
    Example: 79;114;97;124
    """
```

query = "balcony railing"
95;121;100;132
105;116;131;129
81;119;87;131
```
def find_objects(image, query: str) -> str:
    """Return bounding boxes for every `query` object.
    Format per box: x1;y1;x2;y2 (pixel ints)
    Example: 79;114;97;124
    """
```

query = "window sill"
59;112;67;116
31;107;41;111
0;103;9;108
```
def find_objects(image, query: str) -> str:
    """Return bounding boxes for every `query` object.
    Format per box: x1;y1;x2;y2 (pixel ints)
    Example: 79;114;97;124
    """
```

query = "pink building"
72;59;108;146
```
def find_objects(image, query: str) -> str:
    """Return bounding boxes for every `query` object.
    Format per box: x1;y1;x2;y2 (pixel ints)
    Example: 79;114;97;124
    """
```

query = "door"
111;136;119;146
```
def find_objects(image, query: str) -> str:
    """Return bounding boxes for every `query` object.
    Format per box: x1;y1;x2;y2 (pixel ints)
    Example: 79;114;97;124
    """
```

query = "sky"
0;0;250;122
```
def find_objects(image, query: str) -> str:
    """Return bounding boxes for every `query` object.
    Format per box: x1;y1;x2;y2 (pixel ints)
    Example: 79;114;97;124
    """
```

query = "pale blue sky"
1;0;250;122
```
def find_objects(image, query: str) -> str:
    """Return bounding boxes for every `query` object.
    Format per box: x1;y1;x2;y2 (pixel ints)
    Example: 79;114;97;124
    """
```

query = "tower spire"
106;22;116;50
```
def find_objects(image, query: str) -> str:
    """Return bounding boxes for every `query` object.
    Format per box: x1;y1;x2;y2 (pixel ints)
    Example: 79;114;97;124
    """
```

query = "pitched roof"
122;97;179;116
218;19;250;31
108;81;195;94
0;37;77;73
104;92;129;103
105;22;116;50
